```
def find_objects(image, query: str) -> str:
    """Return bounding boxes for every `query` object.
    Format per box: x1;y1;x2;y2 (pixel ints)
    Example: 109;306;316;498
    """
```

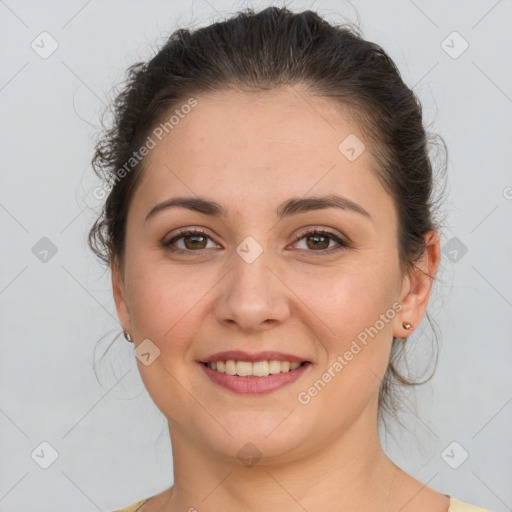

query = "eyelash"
163;228;350;255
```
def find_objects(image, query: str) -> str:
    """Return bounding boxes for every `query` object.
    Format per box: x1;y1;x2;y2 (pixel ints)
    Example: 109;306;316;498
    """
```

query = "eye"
291;229;349;254
163;228;220;252
162;228;350;254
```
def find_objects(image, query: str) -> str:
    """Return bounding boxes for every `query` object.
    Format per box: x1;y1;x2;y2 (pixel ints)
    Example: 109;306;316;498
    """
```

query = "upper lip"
199;350;310;363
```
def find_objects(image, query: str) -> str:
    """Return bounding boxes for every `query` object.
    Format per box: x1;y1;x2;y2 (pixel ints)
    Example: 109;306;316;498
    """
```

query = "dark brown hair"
88;5;447;427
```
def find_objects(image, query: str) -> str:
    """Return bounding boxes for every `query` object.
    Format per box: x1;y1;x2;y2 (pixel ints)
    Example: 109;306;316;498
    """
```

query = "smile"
199;360;312;394
204;360;304;377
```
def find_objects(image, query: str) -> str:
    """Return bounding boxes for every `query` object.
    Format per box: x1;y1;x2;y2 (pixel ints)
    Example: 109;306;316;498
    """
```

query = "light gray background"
1;0;511;511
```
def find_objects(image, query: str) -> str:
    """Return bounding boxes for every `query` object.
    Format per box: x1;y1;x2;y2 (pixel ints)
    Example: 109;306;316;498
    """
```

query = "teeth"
236;361;253;376
225;360;237;375
269;360;281;374
205;360;303;377
253;361;270;377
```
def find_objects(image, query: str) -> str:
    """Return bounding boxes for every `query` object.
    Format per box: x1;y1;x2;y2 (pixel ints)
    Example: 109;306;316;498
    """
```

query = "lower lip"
198;362;312;394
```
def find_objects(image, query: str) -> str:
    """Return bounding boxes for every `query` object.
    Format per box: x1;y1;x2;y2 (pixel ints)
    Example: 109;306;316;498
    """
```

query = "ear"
110;253;133;335
394;230;441;339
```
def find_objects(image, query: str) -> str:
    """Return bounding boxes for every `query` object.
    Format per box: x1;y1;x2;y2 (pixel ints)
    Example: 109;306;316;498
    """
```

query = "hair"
88;5;448;429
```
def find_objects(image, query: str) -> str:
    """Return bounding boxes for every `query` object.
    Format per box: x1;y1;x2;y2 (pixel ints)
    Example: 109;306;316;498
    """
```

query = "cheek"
292;260;398;391
125;260;205;418
291;262;398;336
125;256;212;339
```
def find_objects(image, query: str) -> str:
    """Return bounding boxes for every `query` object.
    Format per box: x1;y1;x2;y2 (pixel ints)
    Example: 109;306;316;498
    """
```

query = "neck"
162;402;401;512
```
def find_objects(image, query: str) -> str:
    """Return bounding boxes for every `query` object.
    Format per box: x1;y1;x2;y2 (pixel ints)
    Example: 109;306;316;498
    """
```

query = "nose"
213;248;291;332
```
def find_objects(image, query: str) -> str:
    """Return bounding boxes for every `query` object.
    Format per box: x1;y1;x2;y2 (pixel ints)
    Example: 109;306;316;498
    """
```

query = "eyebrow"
144;194;372;223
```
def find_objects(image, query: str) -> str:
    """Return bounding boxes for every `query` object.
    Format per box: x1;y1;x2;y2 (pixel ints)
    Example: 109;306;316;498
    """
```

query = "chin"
201;411;311;463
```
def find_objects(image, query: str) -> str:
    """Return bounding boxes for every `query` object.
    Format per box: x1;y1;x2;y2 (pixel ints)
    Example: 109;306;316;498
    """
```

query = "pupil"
186;235;206;249
308;235;328;250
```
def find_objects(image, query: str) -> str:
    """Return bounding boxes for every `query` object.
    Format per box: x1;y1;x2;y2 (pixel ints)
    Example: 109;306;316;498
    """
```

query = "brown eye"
305;233;330;250
182;233;208;249
293;229;349;254
163;229;218;252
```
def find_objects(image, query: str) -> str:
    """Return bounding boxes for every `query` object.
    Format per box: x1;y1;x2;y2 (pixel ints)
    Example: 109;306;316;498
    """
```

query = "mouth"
197;351;313;394
201;360;311;377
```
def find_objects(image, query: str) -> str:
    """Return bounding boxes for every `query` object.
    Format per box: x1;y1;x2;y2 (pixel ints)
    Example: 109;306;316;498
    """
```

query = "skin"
111;85;446;512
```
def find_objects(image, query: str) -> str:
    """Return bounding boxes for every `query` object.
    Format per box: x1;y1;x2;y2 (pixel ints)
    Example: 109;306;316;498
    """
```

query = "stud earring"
402;322;413;330
123;330;133;342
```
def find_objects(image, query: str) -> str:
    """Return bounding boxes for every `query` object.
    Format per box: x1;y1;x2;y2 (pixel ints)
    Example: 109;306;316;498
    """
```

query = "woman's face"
112;86;436;463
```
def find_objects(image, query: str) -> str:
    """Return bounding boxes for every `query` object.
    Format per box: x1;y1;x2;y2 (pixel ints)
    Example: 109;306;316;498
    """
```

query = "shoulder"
111;494;493;512
449;496;494;512
111;496;154;512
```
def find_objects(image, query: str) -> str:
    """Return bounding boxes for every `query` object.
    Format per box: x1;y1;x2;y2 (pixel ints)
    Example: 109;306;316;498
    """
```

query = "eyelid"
289;227;350;253
163;226;350;253
164;227;218;247
292;226;347;242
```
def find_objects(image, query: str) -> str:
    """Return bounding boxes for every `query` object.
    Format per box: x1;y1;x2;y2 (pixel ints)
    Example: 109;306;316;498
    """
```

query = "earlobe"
394;231;441;339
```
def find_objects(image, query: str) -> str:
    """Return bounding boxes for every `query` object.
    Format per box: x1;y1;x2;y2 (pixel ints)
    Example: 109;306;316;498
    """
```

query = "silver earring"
402;322;413;330
123;330;133;342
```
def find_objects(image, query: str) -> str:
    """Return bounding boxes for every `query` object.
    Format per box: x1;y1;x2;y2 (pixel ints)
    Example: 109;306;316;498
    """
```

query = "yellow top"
112;495;492;511
449;497;493;511
112;496;153;512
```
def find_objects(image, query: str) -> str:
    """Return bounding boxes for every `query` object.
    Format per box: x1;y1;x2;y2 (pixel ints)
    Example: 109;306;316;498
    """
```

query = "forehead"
132;86;394;224
147;86;364;172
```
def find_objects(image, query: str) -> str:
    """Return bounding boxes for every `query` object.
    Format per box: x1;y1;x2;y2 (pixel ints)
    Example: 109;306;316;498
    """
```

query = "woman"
88;6;493;512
